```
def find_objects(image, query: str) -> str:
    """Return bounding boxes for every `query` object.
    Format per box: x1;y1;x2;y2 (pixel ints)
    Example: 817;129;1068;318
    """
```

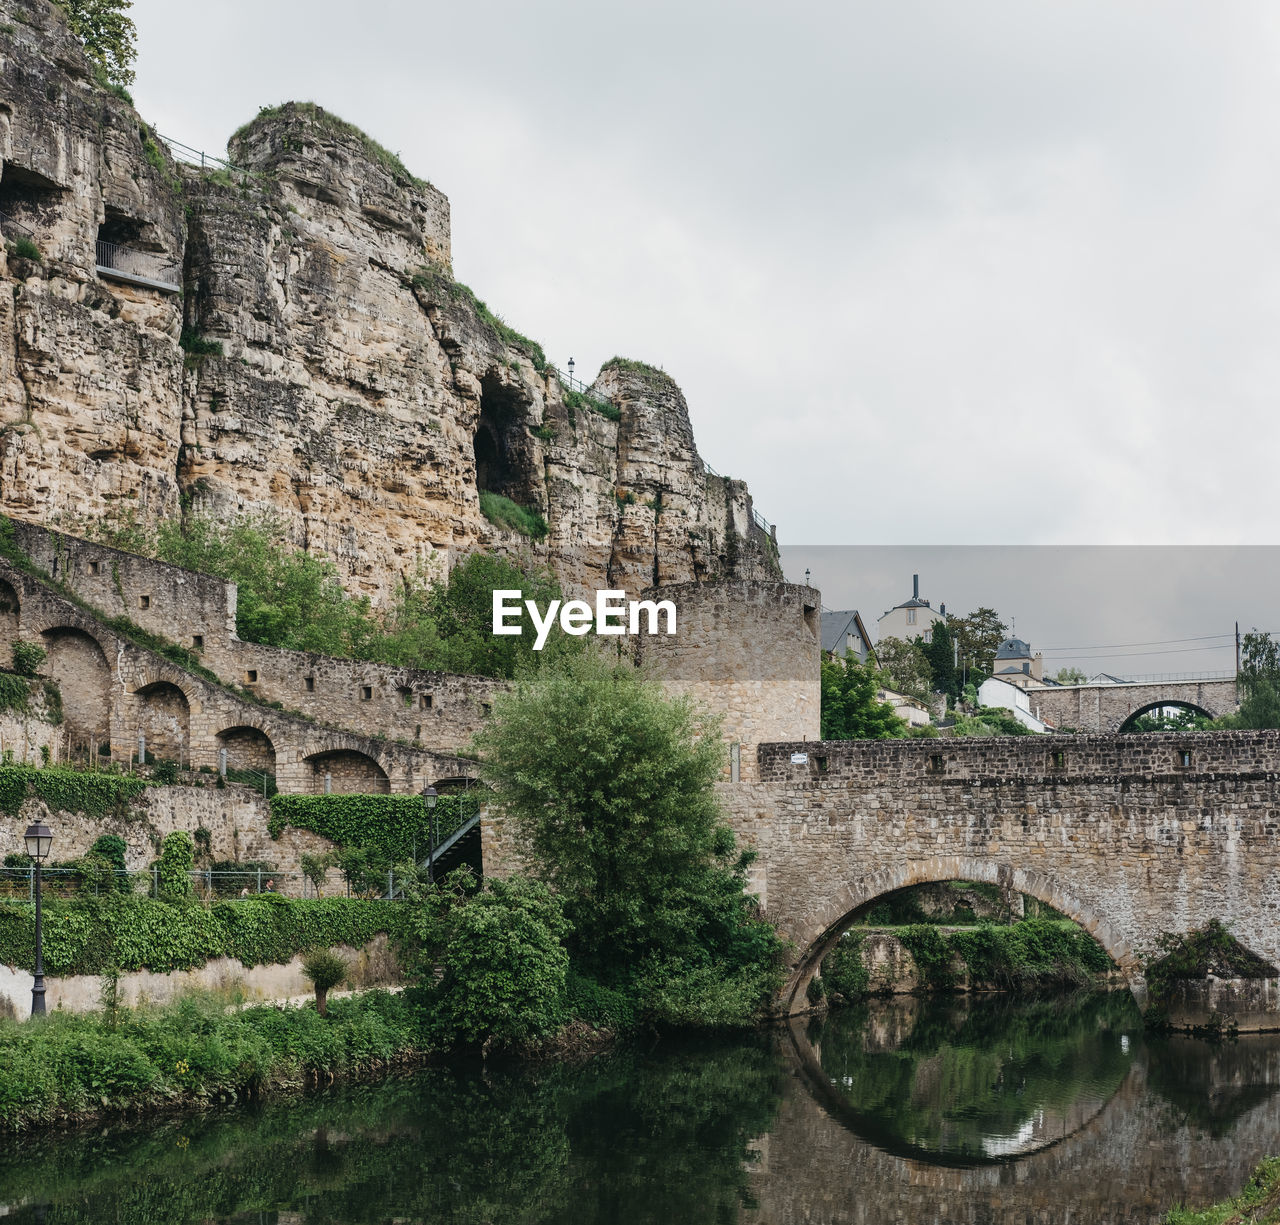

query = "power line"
1037;632;1235;652
1039;644;1237;661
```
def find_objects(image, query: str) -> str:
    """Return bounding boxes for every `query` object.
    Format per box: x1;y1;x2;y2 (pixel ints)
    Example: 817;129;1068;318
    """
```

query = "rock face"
1;5;780;603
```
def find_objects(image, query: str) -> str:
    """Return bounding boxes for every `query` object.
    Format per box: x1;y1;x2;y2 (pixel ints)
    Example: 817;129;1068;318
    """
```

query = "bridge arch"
781;856;1134;1016
1116;700;1215;733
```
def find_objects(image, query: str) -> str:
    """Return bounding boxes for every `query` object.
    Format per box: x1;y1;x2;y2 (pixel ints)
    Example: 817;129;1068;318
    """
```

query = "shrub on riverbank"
0;990;420;1130
1166;1156;1280;1224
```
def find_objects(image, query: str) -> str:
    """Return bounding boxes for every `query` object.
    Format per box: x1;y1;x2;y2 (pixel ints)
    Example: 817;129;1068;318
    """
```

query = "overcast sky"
130;2;1280;564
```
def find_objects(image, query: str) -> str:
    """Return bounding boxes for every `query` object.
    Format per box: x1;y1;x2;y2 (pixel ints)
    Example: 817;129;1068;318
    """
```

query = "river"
1;992;1275;1223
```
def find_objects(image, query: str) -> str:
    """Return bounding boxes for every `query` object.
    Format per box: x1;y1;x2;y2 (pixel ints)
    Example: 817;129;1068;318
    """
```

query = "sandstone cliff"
0;0;780;603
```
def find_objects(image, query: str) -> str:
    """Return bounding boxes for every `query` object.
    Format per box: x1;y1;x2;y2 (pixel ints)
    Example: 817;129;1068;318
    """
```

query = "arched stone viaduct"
718;733;1280;1015
1030;678;1239;733
0;562;480;795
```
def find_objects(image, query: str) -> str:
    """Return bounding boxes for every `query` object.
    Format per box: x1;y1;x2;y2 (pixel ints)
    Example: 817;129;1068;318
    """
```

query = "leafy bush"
822;931;869;1001
563;387;620;423
429;876;570;1048
478;491;549;539
9;236;41;263
10;641;45;677
155;831;193;901
1145;919;1277;1010
178;330;223;357
0;673;30;716
0;989;421;1130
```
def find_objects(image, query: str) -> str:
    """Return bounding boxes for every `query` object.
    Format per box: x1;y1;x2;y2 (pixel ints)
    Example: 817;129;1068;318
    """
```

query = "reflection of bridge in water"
746;1007;1280;1224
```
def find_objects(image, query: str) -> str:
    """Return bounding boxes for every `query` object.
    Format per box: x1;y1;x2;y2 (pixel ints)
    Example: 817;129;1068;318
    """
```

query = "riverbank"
0;989;429;1131
1166;1157;1280;1223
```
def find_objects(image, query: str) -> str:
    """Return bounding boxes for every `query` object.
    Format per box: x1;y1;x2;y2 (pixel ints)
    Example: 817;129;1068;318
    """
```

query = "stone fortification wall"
0;560;479;794
0;783;333;874
638;580;821;780
722;731;1280;1013
4;518;501;752
6;519;238;648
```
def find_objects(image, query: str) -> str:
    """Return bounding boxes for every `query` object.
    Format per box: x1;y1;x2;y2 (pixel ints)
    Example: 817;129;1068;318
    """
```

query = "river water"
1;992;1277;1224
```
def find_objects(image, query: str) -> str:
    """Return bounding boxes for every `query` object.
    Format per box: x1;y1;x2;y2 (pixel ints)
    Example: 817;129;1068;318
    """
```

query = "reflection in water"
802;992;1141;1164
0;996;1277;1224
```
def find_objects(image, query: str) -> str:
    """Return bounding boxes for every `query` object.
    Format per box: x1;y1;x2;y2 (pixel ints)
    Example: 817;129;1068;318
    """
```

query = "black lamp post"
422;786;439;882
567;357;575;385
24;819;52;1017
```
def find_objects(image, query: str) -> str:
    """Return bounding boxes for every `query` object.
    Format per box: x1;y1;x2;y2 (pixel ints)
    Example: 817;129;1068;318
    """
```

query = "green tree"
473;651;783;1017
821;655;908;740
58;0;137;89
949;607;1008;685
1054;667;1087;685
1235;630;1280;729
875;636;933;701
922;620;958;701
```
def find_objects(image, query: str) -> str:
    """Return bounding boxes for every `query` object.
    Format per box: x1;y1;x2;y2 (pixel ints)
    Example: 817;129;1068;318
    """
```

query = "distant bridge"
1028;677;1238;733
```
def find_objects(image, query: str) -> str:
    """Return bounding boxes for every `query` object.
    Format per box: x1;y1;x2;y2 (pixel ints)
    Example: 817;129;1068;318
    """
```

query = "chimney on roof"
913;574;919;600
940;603;946;617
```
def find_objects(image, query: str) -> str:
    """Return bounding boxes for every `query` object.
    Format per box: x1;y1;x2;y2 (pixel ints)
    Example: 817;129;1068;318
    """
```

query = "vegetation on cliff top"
410;265;548;372
232;102;432;192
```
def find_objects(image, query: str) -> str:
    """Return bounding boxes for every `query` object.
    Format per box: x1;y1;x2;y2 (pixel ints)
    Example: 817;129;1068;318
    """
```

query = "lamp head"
422;786;438;810
24;820;52;860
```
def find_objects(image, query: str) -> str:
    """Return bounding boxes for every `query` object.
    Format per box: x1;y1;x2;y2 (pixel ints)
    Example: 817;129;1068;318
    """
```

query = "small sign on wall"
790;752;808;765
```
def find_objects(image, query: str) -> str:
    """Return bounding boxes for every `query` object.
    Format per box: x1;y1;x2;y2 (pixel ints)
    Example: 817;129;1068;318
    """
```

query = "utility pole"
1235;621;1241;676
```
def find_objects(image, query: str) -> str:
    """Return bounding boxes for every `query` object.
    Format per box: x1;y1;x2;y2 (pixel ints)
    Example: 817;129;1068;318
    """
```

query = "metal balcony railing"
95;239;181;292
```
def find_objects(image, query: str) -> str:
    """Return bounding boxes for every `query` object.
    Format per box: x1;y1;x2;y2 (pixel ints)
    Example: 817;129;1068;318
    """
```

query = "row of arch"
3;582;456;795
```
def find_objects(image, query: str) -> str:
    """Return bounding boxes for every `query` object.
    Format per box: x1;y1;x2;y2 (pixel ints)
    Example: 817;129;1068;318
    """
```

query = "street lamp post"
24;819;52;1017
422;786;439;882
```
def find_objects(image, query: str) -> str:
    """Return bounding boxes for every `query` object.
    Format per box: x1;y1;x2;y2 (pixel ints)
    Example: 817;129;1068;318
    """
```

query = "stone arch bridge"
719;732;1280;1015
1030;677;1238;733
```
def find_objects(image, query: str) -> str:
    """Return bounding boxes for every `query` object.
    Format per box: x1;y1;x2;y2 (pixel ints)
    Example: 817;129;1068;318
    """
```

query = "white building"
877;574;944;644
977;676;1052;733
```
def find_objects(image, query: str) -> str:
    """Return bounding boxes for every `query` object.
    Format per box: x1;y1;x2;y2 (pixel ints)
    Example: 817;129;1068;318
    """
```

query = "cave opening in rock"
472;373;538;504
0;163;63;234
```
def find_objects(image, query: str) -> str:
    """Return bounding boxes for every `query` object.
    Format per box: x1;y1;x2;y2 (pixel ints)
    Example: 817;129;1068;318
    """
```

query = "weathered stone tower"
637;580;822;781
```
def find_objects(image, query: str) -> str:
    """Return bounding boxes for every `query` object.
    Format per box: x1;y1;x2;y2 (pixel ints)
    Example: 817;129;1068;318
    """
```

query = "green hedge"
268;793;479;863
0;766;148;819
0;895;412;976
0;990;422;1130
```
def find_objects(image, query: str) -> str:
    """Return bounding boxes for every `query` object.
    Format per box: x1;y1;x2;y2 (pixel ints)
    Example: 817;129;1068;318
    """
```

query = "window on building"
906;609;917;625
361;685;373;701
191;634;203;651
88;560;100;575
304;676;315;692
245;670;258;684
420;694;433;710
399;686;414;707
138;594;151;610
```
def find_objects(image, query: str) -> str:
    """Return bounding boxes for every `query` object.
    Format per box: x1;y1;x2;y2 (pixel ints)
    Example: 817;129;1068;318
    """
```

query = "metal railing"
549;364;616;413
95;239;181;289
156;134;244;174
0;209;37;242
0;865;414;901
1066;671;1237;686
704;459;775;538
